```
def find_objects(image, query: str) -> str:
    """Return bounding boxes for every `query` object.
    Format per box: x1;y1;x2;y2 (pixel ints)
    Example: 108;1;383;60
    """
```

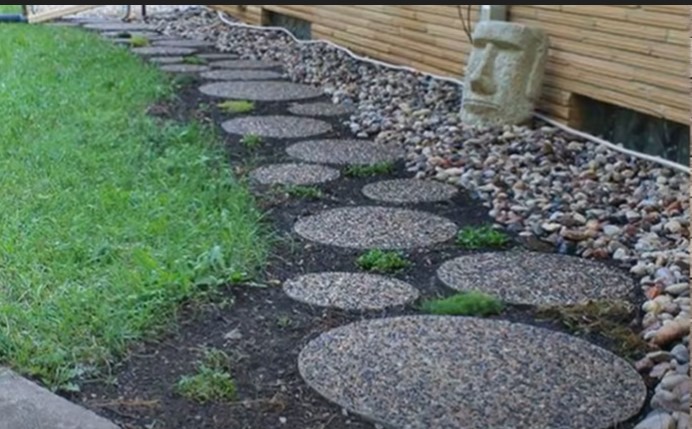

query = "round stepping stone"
83;22;156;32
249;163;340;186
222;116;331;139
153;39;214;48
198;53;239;60
199;81;321;101
363;179;458;203
299;316;646;429
148;56;184;64
283;272;419;310
200;69;283;81
210;59;281;69
294;206;457;249
131;46;197;56
288;101;354;117
286;139;403;166
437;251;635;306
159;64;210;74
100;30;163;39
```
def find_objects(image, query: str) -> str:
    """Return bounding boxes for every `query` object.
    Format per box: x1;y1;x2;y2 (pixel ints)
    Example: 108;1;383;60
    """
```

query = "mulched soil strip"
153;39;215;48
221;116;332;139
286;139;403;165
131;46;197;56
249;163;341;186
437;250;637;306
159;64;211;74
283;272;420;311
200;69;284;81
362;178;459;204
298;315;647;429
287;101;355;117
293;206;459;250
209;59;282;69
198;81;323;102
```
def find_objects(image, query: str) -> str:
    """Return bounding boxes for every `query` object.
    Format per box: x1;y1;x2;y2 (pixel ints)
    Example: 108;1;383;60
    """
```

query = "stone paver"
200;69;284;81
249;163;340;186
131;46;197;56
437;251;636;306
299;316;646;429
83;22;156;32
100;30;163;39
288;101;355;117
294;206;458;249
153;39;214;48
197;53;239;60
148;56;185;64
198;81;322;101
222;116;332;139
0;368;118;429
210;59;281;69
283;272;419;310
286;139;403;166
159;64;210;74
362;178;459;203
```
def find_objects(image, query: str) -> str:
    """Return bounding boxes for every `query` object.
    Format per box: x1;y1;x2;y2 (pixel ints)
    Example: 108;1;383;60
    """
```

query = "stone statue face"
461;21;548;126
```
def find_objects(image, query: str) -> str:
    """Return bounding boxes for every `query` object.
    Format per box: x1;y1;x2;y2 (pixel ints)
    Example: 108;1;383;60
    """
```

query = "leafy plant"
419;292;504;316
129;35;149;47
240;133;262;149
218;100;255;114
344;162;394;177
182;55;207;65
356;250;410;273
281;185;323;199
456;225;509;249
176;348;236;403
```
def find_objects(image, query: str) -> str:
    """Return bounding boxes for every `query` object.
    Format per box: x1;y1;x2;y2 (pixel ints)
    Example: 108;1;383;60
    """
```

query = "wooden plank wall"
209;5;689;127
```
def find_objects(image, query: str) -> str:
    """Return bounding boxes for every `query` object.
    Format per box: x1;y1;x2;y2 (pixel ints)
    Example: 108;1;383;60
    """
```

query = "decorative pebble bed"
199;69;284;81
437;251;636;306
283;272;419;310
299;316;647;429
286;139;403;166
131;46;197;56
362;178;458;204
294;206;458;249
221;116;332;139
198;81;322;101
159;64;210;74
288;101;355;117
249;163;340;186
210;59;282;69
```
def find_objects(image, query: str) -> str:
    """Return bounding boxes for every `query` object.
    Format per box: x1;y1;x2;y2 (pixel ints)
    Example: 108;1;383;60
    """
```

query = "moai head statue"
461;21;548;126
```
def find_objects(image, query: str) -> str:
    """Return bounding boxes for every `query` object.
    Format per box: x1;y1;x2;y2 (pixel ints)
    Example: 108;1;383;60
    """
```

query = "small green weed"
356;250;410;273
276;316;292;329
240;133;262;149
129;35;149;47
176;348;236;403
282;185;323;200
456;225;509;249
218;100;255;114
344;162;394;177
183;55;207;65
419;292;504;316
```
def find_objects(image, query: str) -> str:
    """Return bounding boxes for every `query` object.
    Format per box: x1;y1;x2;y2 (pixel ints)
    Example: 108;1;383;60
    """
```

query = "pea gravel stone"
294;206;457;249
288;101;354;117
83;22;156;32
298;316;646;429
199;81;322;101
197;53;240;60
362;178;458;203
437;251;636;306
286;139;403;166
200;69;284;81
222;116;331;139
283;272;419;310
131;46;197;56
210;59;282;69
159;64;210;74
148;56;184;64
153;39;214;48
249;163;340;186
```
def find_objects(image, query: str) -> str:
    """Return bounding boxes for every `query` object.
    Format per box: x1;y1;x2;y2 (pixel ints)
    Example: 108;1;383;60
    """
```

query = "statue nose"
469;47;496;95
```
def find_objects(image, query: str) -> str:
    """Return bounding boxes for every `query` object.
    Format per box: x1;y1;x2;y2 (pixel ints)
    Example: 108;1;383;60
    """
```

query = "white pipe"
213;10;689;175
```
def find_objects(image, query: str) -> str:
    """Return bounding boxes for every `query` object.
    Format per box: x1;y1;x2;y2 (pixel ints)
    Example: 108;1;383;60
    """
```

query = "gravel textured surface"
83;22;156;32
286;139;403;166
210;59;282;69
198;81;321;101
294;206;458;249
249;163;340;186
299;316;647;429
159;63;210;74
131;46;197;56
283;272;419;310
153;39;214;48
148;56;184;64
437;251;636;306
199;69;283;81
288;101;355;117
221;116;332;139
362;178;459;204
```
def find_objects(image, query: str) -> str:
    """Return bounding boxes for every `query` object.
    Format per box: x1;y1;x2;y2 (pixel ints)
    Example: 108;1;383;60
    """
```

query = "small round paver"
148;56;184;64
288;101;354;117
159;64;210;74
198;53;239;60
83;22;156;32
210;59;281;69
437;251;636;306
283;272;419;310
131;46;197;56
294;206;457;249
222;116;331;139
153;39;214;48
249;163;340;186
286;139;403;166
299;316;646;429
363;179;458;203
200;69;284;81
199;81;322;101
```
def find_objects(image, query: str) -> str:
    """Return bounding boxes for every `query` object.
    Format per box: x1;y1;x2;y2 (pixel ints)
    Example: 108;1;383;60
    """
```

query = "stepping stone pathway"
286;139;403;165
437;251;635;306
153;39;215;48
199;81;322;101
294;206;457;249
283;272;419;310
83;22;155;32
131;46;197;56
100;30;163;39
200;69;284;81
249;163;340;186
362;178;458;203
298;316;646;429
159;64;210;74
222;116;332;139
210;59;282;69
148;56;185;64
197;53;240;60
288;101;354;117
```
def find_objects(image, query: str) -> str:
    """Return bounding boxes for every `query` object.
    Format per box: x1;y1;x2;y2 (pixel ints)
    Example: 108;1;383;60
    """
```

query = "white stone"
634;412;675;429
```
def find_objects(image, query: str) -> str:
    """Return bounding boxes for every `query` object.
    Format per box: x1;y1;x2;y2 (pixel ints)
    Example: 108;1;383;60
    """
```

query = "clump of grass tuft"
344;162;394;178
176;348;237;403
419;292;504;316
356;250;410;273
182;55;207;65
456;225;509;249
240;133;262;149
281;185;323;200
218;100;255;114
129;35;149;47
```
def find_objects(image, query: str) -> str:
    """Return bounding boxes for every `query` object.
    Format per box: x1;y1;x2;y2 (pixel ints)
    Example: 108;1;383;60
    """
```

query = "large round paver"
198;53;239;60
200;69;283;81
153;39;214;48
288;101;354;117
363;179;458;203
299;316;646;429
199;81;322;101
249;163;340;186
294;206;457;249
101;30;162;39
210;59;281;69
83;22;156;32
159;64;210;74
131;46;197;56
222;116;331;139
148;56;184;64
284;272;419;310
437;251;636;306
286;139;403;166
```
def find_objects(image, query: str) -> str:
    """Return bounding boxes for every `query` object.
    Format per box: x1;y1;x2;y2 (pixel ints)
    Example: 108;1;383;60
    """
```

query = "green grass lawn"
0;24;267;390
0;5;20;13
